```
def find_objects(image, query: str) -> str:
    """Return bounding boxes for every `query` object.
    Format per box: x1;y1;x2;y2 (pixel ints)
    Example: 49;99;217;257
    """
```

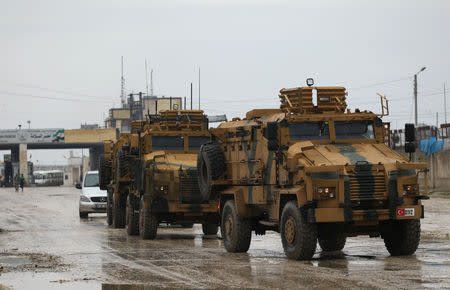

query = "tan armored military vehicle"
197;81;429;260
101;110;219;238
100;124;142;228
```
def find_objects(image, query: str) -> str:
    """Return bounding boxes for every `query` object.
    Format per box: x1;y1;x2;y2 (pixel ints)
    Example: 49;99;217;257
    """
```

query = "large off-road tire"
116;150;129;179
318;224;347;252
221;200;251;252
99;156;112;190
202;223;219;235
139;196;158;240
107;190;113;226
382;219;421;256
126;195;139;236
112;193;126;228
280;201;317;260
197;144;226;201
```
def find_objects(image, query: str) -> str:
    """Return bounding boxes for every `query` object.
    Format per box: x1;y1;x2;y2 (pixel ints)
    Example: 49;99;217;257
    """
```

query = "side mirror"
75;183;82;189
405;142;416;153
264;122;278;140
404;123;416;155
405;123;415;142
264;122;279;151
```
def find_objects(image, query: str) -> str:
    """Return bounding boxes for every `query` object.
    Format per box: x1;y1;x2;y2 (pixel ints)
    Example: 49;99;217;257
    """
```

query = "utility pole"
190;83;193;110
444;83;447;124
150;69;154;96
414;74;418;126
198;67;201;110
436;112;439;130
414;67;426;126
145;59;149;96
121;56;126;106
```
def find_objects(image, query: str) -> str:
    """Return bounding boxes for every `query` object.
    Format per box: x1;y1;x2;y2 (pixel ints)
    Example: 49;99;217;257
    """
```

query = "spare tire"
197;143;226;201
116;150;129;179
99;155;112;190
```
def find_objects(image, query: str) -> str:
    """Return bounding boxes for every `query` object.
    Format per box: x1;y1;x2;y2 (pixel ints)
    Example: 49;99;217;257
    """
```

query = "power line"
348;76;412;91
0;90;115;104
0;79;115;101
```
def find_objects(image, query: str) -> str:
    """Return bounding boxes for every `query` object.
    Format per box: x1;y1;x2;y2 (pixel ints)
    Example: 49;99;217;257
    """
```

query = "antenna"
145;59;149;96
150;69;154;96
121;56;126;106
198;67;201;110
190;82;193;110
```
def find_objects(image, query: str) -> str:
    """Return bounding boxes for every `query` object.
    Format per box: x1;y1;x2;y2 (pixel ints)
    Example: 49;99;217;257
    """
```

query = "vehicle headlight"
155;185;168;195
403;184;419;195
80;195;91;202
314;187;336;200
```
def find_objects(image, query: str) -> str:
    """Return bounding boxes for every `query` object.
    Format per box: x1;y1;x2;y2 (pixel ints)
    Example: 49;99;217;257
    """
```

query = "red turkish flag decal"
397;209;405;216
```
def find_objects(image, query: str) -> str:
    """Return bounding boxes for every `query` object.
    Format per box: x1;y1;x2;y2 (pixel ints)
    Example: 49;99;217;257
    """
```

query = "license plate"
95;204;106;209
397;208;415;217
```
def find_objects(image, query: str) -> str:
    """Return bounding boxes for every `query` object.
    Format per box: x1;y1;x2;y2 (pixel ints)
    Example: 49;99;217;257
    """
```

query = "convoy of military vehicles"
98;80;429;260
99;110;219;239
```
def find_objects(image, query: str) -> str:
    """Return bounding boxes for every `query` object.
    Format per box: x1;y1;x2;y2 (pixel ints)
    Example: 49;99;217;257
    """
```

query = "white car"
77;171;107;218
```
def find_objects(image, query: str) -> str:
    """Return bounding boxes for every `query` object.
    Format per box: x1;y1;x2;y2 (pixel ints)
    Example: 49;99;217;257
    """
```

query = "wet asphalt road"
0;187;449;289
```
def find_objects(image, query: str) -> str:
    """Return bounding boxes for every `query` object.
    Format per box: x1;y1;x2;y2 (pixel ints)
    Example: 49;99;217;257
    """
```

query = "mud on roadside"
0;249;69;274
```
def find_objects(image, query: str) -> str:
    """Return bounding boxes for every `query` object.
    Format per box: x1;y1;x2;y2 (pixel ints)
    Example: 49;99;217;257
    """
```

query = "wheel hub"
225;215;233;241
284;217;296;245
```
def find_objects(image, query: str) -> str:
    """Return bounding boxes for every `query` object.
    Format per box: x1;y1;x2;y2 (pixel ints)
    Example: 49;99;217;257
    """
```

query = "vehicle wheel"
197;144;226;201
382;219;421;256
202;223;218;235
99;156;111;190
112;193;126;228
126;195;139;235
139;196;158;239
107;190;113;226
116;150;129;179
221;200;251;252
79;211;88;218
318;224;346;251
280;201;317;260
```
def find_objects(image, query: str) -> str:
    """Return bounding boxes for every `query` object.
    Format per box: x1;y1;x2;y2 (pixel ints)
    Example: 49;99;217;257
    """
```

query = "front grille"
90;196;107;202
179;169;201;203
349;173;386;200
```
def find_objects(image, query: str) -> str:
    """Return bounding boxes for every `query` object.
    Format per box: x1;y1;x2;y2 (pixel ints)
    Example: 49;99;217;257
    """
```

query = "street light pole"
414;66;426;127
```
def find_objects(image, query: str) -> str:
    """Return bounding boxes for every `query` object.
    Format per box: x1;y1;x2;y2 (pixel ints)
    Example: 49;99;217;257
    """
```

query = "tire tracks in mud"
99;243;214;288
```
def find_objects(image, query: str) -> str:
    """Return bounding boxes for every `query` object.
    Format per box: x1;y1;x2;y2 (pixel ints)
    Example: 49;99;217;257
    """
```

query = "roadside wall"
396;148;450;192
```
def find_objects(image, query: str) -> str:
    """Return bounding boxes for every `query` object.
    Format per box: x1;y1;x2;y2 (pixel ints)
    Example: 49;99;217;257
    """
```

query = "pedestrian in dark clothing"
19;174;25;192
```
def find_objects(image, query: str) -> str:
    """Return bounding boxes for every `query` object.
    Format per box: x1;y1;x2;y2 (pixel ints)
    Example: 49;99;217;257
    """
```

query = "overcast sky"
1;0;450;164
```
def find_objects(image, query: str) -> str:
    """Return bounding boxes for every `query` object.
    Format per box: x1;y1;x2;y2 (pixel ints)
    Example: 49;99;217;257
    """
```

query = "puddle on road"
0;272;100;290
0;255;32;266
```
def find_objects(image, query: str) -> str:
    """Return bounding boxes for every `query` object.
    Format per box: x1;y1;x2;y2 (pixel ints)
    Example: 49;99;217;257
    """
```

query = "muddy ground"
0;187;449;289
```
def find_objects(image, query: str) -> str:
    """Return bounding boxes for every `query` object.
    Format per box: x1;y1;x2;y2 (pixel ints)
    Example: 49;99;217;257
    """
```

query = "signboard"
0;129;65;144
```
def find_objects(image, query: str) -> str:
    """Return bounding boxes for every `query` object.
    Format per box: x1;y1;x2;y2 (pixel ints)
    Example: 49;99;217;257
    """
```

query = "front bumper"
314;204;423;223
314;205;424;223
79;201;107;213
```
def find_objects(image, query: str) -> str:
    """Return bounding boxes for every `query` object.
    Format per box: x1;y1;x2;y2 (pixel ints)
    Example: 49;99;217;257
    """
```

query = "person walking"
19;174;25;192
14;173;19;192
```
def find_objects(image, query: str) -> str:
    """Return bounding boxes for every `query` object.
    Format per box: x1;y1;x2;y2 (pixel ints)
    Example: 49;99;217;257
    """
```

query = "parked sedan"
77;171;107;218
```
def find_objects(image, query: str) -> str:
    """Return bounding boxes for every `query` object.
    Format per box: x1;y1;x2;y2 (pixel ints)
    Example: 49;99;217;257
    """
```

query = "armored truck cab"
197;85;429;260
123;110;219;239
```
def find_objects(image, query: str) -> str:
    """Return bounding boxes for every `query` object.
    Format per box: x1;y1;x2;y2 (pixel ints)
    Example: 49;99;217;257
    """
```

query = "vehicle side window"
152;136;184;150
188;136;210;150
289;122;330;140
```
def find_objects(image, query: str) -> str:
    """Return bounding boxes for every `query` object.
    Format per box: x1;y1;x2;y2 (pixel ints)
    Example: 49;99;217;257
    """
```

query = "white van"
77;171;107;218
